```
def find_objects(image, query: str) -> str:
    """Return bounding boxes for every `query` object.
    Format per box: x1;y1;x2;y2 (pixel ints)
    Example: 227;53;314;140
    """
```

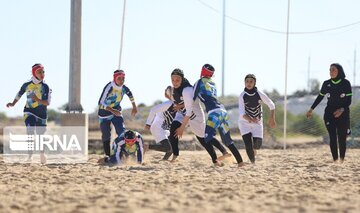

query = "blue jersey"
98;82;134;118
15;79;51;119
193;78;222;113
110;131;144;164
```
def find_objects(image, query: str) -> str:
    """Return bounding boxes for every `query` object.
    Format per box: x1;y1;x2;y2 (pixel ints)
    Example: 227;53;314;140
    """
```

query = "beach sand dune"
0;146;359;213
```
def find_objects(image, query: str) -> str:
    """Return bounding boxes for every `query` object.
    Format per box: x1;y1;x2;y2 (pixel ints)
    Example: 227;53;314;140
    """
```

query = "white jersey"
146;100;175;143
174;86;205;138
238;89;275;138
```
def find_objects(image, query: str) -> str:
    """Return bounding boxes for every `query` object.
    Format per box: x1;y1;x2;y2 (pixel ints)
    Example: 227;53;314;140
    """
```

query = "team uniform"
169;70;229;164
193;65;244;165
145;100;175;158
106;131;144;164
98;81;135;156
238;88;275;146
238;87;275;163
146;100;176;143
169;81;208;156
193;78;233;145
311;77;352;161
15;76;51;133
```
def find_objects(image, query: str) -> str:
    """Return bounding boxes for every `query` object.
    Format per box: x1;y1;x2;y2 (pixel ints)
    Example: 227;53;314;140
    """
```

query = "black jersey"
311;79;352;113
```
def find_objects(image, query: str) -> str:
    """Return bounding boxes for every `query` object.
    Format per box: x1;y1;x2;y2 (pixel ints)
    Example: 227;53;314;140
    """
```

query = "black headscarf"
171;69;192;103
244;74;257;94
330;63;346;81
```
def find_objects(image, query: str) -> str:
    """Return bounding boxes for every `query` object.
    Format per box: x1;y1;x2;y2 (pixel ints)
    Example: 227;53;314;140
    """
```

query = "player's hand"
112;109;122;117
6;102;14;107
30;93;40;102
175;126;185;138
333;108;344;118
268;118;276;128
306;109;313;118
131;106;138;116
144;124;151;131
173;104;184;111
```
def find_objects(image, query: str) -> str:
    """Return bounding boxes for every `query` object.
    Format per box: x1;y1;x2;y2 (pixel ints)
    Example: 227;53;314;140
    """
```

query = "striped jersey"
146;100;176;130
98;81;134;117
238;88;275;120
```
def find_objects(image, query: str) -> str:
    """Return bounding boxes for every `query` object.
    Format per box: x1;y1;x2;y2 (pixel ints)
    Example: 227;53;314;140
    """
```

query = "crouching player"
98;130;145;165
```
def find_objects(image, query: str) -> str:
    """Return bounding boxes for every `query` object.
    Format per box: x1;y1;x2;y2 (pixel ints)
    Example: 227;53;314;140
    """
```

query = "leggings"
324;110;349;161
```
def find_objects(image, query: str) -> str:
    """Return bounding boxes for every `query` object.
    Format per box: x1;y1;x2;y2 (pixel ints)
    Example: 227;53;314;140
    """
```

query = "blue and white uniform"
15;77;51;128
97;81;135;156
193;78;232;145
108;131;144;164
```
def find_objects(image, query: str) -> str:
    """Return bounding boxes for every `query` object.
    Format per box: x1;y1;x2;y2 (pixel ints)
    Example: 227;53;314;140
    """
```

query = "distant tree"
0;112;8;121
264;89;281;101
138;103;146;108
153;100;163;106
309;79;320;95
292;89;308;98
47;109;61;122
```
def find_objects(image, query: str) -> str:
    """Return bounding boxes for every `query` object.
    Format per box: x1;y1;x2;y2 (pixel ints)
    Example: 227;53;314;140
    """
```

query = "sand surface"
0;146;359;213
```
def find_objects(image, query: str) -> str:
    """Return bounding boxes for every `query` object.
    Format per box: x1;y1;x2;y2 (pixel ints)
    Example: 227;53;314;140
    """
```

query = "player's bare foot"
214;161;224;167
170;156;178;163
237;162;245;167
40;153;47;164
97;157;106;164
217;152;232;161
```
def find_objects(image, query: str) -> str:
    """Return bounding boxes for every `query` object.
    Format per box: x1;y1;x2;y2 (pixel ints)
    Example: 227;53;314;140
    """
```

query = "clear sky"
1;0;360;117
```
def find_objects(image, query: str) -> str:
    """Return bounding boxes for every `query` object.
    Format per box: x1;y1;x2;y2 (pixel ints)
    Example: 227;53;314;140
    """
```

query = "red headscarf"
113;70;125;82
32;64;44;77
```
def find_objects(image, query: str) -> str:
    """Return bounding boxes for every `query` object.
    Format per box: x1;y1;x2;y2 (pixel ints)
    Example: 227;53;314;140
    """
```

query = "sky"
1;0;360;117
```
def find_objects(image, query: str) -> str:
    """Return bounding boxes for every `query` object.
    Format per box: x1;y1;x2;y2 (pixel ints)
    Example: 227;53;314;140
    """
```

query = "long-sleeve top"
311;78;352;113
193;78;223;113
145;100;176;130
238;89;275;121
97;81;134;118
110;131;144;164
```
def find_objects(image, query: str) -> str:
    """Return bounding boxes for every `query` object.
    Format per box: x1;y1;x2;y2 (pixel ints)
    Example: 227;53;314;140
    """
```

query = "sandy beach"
0;145;359;213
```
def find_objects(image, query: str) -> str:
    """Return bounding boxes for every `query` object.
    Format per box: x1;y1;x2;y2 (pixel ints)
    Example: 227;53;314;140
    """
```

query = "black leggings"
242;133;262;163
149;139;172;153
197;136;218;163
324;111;349;161
169;121;182;156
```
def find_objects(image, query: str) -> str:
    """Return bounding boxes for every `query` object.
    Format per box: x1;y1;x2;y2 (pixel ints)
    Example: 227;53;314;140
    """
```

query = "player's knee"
253;137;262;149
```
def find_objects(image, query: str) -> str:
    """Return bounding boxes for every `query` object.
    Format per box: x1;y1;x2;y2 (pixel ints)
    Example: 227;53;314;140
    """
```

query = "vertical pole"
68;0;82;112
118;0;127;69
221;0;226;97
307;55;311;91
283;0;291;150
